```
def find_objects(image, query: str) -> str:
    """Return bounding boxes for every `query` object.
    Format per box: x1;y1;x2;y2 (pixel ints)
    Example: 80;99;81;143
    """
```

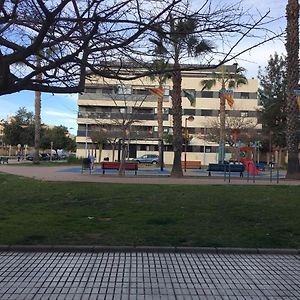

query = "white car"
134;154;159;164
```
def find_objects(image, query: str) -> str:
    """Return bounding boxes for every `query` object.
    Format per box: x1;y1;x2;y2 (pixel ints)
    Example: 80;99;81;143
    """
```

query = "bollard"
247;162;250;182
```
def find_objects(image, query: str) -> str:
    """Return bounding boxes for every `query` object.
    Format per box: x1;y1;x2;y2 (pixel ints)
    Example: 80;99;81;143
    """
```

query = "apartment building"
76;64;260;164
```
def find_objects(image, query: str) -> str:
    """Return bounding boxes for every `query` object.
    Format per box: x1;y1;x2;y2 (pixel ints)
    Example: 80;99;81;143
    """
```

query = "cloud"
44;110;76;119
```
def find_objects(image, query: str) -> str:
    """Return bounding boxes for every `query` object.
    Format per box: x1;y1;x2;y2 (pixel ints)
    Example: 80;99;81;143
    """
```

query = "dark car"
134;154;159;164
40;153;50;161
26;153;50;161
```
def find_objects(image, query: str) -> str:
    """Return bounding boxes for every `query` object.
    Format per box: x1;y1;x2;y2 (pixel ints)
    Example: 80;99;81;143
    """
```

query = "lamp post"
184;116;194;172
85;123;88;158
50;141;53;161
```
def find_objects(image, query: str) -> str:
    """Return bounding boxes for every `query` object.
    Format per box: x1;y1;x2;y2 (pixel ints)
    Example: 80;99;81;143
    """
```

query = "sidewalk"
0;250;299;300
0;163;298;185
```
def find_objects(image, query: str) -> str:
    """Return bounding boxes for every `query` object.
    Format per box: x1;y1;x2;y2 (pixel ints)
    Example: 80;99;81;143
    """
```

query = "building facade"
76;65;260;165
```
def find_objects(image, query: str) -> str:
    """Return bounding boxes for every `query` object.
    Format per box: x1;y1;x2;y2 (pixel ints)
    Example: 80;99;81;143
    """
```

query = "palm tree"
151;15;213;177
285;0;300;179
201;64;247;163
33;55;42;164
148;59;171;169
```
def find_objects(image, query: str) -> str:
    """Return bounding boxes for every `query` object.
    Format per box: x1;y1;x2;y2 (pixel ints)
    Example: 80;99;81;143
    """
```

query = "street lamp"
50;141;53;161
85;123;88;158
184;115;194;172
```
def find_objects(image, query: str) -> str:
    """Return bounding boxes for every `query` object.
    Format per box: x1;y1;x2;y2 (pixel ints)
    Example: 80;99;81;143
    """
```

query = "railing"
78;112;168;121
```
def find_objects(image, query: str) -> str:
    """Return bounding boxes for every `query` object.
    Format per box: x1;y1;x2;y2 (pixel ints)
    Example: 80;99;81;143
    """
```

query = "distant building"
0;120;4;147
76;64;260;164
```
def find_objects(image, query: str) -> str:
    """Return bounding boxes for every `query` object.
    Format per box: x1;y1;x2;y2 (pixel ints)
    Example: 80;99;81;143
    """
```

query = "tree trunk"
157;80;164;170
286;0;300;179
118;132;127;176
219;83;226;163
98;143;103;163
171;63;183;177
33;56;42;164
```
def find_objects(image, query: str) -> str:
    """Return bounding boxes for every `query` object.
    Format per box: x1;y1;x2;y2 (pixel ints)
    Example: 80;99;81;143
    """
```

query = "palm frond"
201;79;216;91
195;40;214;55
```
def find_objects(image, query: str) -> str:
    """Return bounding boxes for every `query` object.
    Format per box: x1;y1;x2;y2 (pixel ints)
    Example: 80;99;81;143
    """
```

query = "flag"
293;90;300;110
149;87;164;98
220;89;234;108
183;89;196;107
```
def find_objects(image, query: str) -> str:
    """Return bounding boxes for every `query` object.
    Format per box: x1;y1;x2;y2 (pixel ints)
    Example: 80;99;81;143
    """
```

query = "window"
240;92;250;99
241;111;249;117
116;84;132;95
183;109;195;115
201;110;213;116
102;87;114;94
132;88;150;95
85;88;96;93
201;91;214;98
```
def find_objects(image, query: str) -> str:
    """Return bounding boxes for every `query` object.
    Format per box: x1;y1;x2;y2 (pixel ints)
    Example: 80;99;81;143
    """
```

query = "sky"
0;0;287;134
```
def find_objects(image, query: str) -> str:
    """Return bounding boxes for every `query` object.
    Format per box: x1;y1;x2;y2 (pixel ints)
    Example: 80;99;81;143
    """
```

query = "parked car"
134;154;159;164
40;153;50;161
26;153;50;161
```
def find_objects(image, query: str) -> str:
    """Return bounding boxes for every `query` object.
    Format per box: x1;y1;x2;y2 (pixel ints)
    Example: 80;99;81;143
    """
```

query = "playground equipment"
239;145;260;175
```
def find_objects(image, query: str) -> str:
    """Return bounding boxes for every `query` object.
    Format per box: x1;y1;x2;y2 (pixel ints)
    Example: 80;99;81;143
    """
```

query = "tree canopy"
3;107;35;146
40;125;75;152
258;53;287;150
0;0;281;96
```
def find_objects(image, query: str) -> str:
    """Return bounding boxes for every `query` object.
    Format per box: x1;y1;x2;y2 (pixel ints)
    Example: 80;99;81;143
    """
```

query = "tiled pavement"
0;251;299;300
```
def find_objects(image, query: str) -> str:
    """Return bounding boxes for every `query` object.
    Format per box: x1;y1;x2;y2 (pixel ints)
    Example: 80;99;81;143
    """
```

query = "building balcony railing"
78;112;168;121
77;130;160;139
78;93;170;102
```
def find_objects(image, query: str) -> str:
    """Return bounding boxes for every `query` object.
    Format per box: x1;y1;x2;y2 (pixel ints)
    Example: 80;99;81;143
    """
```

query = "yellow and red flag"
149;87;164;98
220;89;234;108
294;90;300;110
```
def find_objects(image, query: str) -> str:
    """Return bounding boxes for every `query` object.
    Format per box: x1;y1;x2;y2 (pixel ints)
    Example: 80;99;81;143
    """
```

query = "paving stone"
0;252;299;299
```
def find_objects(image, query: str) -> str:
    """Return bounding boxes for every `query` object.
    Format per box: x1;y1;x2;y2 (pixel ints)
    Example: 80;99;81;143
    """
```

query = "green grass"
0;173;299;248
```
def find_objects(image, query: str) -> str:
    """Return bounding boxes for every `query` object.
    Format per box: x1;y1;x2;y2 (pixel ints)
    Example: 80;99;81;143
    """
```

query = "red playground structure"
239;146;259;175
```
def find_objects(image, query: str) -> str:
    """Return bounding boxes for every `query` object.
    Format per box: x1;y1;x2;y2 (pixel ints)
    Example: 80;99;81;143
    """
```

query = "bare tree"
83;79;150;175
1;0;282;98
0;0;179;95
201;116;258;159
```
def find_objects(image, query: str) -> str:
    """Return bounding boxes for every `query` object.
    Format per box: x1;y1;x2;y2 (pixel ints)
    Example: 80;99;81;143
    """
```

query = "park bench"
81;158;92;174
207;163;245;177
101;161;138;175
181;161;201;169
0;157;9;164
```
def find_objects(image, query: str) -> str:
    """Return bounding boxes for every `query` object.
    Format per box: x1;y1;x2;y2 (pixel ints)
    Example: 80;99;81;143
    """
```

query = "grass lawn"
0;173;299;248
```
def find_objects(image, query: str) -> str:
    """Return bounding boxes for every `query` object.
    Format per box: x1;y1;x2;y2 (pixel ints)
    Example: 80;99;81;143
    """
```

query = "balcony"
78;112;168;121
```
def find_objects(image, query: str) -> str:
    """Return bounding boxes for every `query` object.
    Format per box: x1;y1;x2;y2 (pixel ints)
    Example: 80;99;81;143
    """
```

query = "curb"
0;245;299;255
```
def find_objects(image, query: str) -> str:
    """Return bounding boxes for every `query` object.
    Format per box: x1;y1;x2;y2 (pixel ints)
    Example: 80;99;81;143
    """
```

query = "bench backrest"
208;163;245;172
101;161;138;170
101;161;120;169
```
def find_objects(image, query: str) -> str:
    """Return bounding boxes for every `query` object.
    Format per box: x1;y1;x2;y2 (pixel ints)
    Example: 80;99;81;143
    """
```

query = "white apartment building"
76;65;260;164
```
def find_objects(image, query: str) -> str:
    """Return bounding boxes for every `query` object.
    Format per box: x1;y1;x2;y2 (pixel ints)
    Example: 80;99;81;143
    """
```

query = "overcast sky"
0;0;288;134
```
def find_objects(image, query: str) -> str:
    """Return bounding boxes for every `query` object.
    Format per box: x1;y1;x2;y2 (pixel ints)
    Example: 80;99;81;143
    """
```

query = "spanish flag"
220;89;234;108
149;87;164;98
